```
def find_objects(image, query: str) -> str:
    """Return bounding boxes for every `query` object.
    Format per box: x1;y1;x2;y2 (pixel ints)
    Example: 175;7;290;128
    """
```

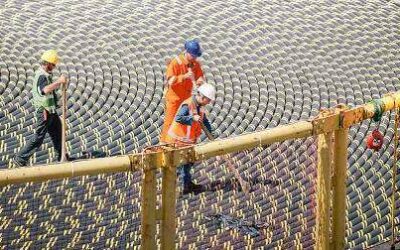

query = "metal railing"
1;92;400;249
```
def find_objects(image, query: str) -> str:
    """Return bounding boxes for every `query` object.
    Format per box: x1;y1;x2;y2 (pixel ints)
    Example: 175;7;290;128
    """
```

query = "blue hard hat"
184;39;202;57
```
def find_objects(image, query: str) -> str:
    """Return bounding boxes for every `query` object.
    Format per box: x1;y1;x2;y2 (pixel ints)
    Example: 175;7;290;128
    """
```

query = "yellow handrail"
2;91;400;249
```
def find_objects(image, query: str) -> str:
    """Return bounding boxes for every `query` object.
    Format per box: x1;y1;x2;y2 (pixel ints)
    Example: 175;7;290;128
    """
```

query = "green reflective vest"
32;67;57;113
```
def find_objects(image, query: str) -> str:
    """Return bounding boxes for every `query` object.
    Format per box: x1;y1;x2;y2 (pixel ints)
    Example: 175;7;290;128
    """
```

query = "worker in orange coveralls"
160;39;204;143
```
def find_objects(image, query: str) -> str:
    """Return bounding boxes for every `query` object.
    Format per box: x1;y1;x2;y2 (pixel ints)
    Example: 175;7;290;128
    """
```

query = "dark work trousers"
178;163;193;186
15;110;62;165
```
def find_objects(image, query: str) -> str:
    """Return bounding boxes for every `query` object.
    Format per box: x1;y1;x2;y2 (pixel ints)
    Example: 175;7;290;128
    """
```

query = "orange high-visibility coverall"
160;54;203;142
164;97;204;145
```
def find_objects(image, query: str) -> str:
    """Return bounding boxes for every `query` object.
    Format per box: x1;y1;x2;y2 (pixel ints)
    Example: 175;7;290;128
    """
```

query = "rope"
391;98;399;248
371;99;385;122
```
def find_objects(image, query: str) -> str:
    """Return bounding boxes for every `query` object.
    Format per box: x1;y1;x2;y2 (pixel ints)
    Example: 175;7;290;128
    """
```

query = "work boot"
183;181;204;194
11;157;25;167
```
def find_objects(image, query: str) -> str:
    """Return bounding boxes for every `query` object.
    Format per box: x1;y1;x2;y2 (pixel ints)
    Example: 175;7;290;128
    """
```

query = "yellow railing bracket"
128;154;141;172
177;146;196;165
341;107;364;128
312;109;340;135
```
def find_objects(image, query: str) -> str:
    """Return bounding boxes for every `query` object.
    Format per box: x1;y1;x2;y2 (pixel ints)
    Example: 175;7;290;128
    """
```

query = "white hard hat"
197;83;216;101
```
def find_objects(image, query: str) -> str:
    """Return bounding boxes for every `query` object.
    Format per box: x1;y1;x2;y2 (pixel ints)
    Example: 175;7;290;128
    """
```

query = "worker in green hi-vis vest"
13;50;67;167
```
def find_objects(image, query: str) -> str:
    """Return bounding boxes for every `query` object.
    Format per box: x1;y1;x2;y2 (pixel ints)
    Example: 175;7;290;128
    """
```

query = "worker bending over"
165;83;216;194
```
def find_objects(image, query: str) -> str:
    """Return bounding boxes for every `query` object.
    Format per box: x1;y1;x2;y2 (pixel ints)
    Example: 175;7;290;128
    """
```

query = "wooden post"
391;107;399;248
161;152;177;250
317;132;333;250
141;159;157;250
332;128;348;250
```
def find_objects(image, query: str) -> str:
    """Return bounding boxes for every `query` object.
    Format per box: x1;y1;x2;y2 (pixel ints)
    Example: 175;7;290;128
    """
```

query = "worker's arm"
175;105;216;137
175;104;193;125
41;75;66;94
195;76;204;86
193;62;204;86
168;71;192;86
167;60;198;86
202;115;216;138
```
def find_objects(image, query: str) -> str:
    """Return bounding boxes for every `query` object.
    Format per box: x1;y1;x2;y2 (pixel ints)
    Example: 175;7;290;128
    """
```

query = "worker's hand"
196;77;204;86
193;114;201;121
58;75;67;86
167;76;176;86
184;70;194;80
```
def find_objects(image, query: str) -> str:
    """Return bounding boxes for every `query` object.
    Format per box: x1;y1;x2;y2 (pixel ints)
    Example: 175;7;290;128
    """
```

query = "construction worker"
165;83;216;194
160;39;205;143
12;50;67;167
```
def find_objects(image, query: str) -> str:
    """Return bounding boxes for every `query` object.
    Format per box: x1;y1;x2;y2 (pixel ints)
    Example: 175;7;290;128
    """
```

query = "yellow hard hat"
41;50;60;65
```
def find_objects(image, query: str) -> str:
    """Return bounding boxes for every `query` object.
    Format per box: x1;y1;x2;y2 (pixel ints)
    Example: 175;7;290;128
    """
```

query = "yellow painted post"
391;107;399;248
141;158;157;250
332;127;348;250
161;152;177;250
317;132;333;250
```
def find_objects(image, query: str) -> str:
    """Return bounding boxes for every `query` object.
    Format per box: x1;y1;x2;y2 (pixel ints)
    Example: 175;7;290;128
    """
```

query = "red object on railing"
366;129;384;151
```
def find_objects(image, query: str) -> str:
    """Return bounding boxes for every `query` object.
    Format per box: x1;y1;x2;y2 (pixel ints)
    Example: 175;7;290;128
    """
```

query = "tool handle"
222;156;251;195
199;120;251;195
60;78;68;162
200;122;215;140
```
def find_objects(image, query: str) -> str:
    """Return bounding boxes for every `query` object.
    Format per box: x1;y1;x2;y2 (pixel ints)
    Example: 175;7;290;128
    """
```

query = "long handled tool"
199;119;251;195
60;78;68;162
